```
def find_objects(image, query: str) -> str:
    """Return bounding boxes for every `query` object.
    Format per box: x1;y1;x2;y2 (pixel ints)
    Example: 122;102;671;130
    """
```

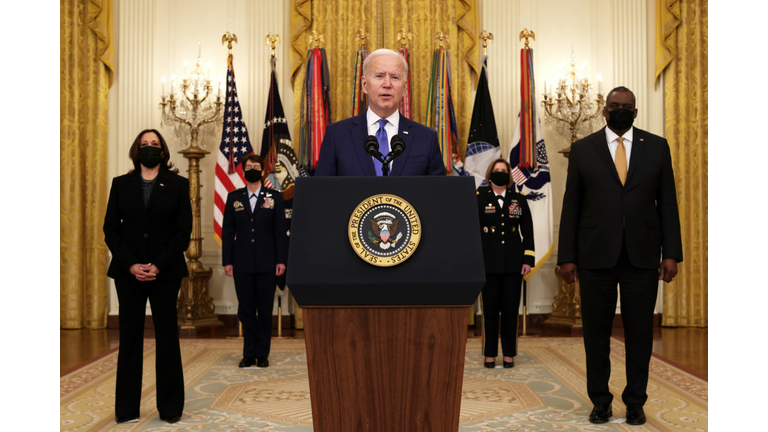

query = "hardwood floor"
60;324;708;378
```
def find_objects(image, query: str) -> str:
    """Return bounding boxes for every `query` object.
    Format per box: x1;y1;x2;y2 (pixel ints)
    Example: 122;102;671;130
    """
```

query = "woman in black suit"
477;158;535;369
103;129;192;424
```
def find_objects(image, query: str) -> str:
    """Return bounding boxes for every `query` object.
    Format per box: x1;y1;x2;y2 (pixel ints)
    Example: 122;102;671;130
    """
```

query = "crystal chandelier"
541;56;605;156
160;43;224;150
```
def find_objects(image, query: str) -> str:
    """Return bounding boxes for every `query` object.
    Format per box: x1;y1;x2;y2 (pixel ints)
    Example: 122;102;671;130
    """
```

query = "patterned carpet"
60;337;707;431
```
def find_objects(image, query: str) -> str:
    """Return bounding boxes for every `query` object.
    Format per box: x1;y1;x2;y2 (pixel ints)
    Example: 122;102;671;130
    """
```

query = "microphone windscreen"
364;135;380;155
390;134;406;155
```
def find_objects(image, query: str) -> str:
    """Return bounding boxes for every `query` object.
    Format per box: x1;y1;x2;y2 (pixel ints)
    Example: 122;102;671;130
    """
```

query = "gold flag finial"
222;32;238;55
307;31;324;49
397;28;413;48
519;29;535;47
265;33;281;57
355;29;369;48
480;30;494;56
436;31;449;49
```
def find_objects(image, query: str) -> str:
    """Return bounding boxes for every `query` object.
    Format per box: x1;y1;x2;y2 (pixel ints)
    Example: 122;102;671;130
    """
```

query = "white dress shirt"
605;126;633;169
366;108;400;171
247;185;261;212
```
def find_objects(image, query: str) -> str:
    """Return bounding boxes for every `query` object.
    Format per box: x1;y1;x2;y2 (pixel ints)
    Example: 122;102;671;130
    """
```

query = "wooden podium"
287;177;485;431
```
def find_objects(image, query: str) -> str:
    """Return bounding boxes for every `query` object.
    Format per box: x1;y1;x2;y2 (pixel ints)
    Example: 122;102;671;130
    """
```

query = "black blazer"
103;171;192;280
221;186;288;273
477;186;535;274
314;114;447;176
557;127;683;270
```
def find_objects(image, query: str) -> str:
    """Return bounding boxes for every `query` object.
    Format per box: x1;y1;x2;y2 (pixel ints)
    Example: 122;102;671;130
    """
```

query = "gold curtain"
290;0;478;159
61;0;114;329
655;0;707;327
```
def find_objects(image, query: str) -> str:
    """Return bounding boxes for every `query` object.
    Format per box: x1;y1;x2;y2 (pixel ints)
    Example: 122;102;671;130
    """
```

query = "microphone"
364;135;384;160
389;134;406;160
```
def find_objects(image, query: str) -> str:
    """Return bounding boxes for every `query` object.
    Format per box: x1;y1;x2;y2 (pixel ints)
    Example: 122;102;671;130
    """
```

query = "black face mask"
489;171;510;188
244;169;262;183
138;146;163;168
606;108;635;131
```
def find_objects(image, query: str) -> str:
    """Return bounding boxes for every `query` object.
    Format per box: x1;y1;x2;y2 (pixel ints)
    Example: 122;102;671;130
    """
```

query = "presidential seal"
348;194;422;267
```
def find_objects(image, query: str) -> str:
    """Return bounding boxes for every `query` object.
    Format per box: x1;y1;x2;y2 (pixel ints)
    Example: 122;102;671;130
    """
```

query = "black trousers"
114;277;184;420
233;272;276;358
481;272;522;358
579;241;659;406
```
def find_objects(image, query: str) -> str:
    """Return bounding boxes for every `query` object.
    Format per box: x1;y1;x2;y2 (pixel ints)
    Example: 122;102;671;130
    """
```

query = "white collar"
367;108;400;129
605;126;634;144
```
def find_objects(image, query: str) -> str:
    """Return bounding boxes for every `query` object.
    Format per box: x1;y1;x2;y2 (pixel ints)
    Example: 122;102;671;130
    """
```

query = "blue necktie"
374;118;389;176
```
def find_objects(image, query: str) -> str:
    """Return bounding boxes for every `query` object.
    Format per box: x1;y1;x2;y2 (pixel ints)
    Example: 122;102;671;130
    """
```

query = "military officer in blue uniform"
222;154;288;368
477;158;535;369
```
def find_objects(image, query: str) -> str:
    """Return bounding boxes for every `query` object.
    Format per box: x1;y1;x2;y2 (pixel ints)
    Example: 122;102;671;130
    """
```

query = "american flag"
214;62;253;246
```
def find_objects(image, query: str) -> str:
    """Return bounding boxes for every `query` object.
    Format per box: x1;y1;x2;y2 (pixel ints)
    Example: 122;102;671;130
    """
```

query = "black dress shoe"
160;415;181;424
626;405;646;425
484;359;495;368
115;417;139;424
503;359;514;368
238;357;256;368
256;357;269;368
589;403;613;424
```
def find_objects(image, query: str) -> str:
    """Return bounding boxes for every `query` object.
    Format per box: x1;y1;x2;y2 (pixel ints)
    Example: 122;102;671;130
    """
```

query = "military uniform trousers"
234;272;276;358
114;277;184;420
481;272;523;358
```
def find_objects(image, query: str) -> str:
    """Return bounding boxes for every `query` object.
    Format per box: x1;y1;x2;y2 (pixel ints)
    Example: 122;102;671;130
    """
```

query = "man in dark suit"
314;48;446;176
222;154;288;368
557;87;683;426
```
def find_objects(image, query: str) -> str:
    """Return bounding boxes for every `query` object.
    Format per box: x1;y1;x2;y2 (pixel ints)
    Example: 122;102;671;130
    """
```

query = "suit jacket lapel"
351;114;377;176
624;128;646;187
145;175;168;212
390;117;415;176
592;128;622;185
252;190;266;217
127;174;144;211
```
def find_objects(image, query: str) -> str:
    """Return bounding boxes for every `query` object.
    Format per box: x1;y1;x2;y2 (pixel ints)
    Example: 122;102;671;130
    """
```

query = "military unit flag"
508;47;553;277
299;47;331;173
351;46;368;116
464;56;501;188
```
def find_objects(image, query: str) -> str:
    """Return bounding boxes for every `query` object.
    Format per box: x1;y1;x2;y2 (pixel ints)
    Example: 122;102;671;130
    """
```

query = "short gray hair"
363;48;408;78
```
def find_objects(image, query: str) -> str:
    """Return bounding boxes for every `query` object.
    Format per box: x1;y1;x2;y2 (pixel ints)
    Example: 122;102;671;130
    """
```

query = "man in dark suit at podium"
557;87;683;426
315;48;446;176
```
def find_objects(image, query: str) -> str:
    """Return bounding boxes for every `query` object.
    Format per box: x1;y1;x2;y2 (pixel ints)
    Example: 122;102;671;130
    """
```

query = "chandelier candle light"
159;42;225;335
541;55;605;157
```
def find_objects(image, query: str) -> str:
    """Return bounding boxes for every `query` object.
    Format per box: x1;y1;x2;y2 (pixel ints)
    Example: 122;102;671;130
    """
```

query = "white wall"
107;0;663;316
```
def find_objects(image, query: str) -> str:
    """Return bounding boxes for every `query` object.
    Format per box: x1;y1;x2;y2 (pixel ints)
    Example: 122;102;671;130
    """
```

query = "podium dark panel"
286;176;485;306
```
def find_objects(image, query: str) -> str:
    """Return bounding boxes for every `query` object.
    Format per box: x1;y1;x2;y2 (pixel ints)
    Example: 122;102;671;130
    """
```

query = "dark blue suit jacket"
314;114;447;176
222;186;288;273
